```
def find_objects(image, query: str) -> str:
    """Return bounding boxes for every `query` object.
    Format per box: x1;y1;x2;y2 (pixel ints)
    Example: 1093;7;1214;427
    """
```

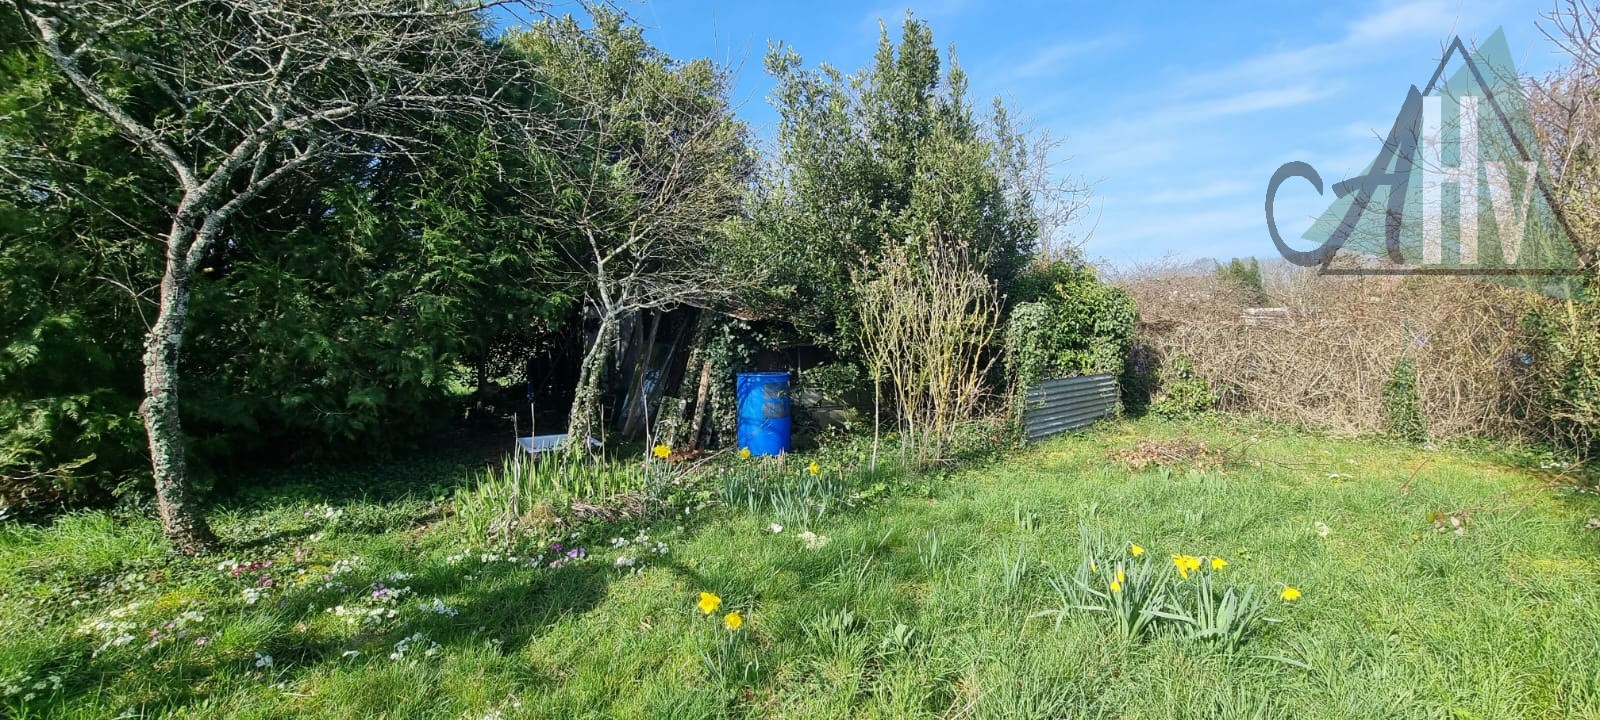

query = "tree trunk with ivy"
140;230;218;554
567;311;619;448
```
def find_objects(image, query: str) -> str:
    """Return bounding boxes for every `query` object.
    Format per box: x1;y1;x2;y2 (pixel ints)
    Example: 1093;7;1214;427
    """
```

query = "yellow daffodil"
739;447;752;459
652;444;671;459
1115;569;1126;584
1280;586;1302;602
1090;560;1098;574
1210;557;1227;571
1172;554;1200;580
1109;579;1122;593
697;591;722;614
723;611;744;631
807;460;821;475
1130;544;1145;557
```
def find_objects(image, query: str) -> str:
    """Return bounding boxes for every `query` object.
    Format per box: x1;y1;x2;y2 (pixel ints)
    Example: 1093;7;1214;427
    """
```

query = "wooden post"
688;360;713;450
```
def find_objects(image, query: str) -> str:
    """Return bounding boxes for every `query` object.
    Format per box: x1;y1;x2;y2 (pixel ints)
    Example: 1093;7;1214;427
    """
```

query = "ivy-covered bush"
1003;262;1137;389
1522;294;1600;456
1383;356;1427;442
1149;356;1215;419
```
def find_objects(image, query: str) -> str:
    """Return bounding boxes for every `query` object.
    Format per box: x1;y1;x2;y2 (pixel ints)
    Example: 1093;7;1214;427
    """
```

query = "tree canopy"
735;16;1056;353
0;6;1117;550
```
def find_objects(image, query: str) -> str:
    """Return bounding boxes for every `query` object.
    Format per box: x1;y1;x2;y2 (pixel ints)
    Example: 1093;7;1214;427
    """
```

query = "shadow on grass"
210;446;503;516
37;554;615;715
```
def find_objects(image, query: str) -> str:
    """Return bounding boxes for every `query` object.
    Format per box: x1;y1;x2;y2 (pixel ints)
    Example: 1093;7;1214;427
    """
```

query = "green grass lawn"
5;416;1600;719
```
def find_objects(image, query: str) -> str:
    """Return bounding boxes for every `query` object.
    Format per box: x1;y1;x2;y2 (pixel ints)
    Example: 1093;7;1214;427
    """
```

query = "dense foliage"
1382;356;1428;442
736;17;1046;354
0;7;687;515
1;7;1118;523
1215;257;1267;306
1003;261;1137;389
1;14;168;511
1148;356;1216;420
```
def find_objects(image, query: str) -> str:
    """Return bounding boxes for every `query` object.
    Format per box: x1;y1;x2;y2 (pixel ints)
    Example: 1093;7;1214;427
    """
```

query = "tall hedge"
1003;262;1136;389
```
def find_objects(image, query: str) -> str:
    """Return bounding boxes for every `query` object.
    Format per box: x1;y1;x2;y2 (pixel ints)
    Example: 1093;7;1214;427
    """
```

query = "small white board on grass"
517;434;601;454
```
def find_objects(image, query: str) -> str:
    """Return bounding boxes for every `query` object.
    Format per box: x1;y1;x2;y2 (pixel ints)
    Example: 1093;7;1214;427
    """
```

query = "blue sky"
526;1;1568;267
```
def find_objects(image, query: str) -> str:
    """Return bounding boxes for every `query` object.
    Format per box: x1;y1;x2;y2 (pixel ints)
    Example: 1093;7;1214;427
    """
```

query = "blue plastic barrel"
736;372;792;456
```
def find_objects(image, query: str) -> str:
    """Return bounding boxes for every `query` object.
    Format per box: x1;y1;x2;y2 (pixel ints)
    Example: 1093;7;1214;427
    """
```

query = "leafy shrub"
1215;257;1267;305
794;362;866;405
1383;356;1428;442
1521;297;1600;456
1003;261;1137;390
1149;356;1215;419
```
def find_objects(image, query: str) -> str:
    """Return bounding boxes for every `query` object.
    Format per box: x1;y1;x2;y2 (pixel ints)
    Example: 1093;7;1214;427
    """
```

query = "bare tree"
1536;2;1600;250
993;120;1094;264
857;228;1002;468
9;0;545;553
507;16;752;446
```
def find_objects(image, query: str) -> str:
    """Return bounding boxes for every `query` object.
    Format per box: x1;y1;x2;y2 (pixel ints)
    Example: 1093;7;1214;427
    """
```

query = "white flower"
389;632;439;661
614;555;636;568
609;537;629;548
1314;521;1332;538
341;650;361;659
797;531;830;550
254;652;274;668
418;597;458;616
388;571;414;582
769;523;783;534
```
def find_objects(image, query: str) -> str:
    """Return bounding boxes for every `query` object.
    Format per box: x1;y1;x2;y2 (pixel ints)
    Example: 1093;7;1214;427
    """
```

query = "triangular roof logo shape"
1266;28;1582;297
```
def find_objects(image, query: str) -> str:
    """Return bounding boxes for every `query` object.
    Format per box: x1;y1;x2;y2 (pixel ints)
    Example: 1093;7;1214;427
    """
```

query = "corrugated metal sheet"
1021;374;1119;442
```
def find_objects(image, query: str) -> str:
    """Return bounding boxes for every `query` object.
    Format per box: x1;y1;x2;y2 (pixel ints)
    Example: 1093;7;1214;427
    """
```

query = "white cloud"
1346;0;1467;46
1185;85;1334;120
1009;35;1123;80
